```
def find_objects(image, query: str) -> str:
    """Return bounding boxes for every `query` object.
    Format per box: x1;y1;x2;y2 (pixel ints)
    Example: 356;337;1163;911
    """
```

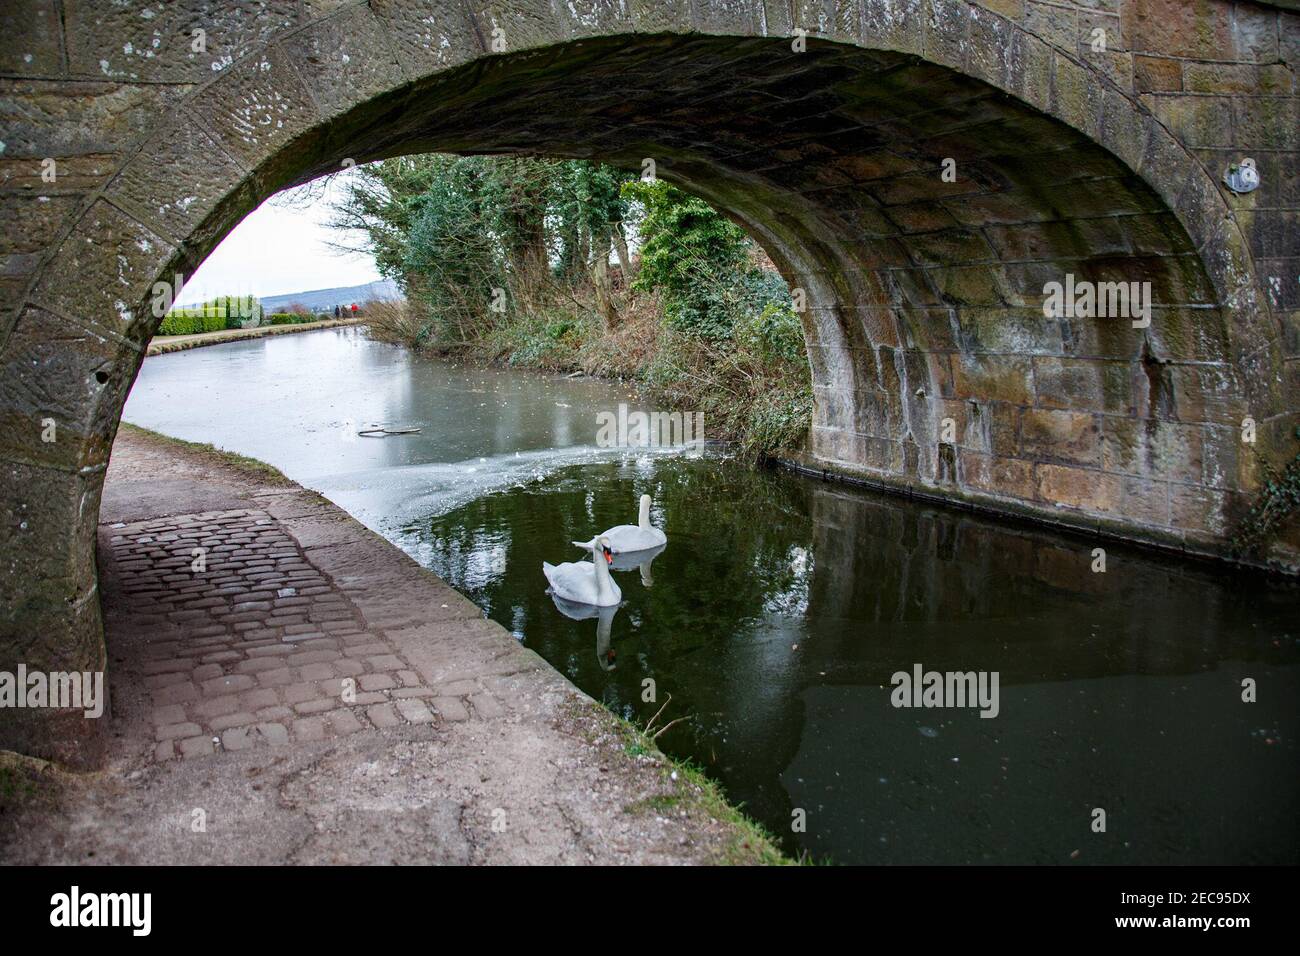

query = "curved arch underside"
96;33;1285;552
1;2;1297;762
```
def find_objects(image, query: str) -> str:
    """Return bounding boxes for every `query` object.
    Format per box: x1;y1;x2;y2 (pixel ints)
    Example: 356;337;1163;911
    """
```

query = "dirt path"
0;425;783;865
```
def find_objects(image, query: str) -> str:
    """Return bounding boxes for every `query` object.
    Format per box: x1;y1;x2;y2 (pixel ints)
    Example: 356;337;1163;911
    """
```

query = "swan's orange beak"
603;546;613;565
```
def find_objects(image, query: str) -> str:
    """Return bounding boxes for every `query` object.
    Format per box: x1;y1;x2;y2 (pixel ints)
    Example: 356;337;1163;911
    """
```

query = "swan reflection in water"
548;544;666;670
609;542;666;587
549;595;621;671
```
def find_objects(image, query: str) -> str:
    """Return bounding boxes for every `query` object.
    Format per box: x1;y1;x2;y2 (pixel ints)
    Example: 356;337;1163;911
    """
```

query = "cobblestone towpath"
0;425;781;865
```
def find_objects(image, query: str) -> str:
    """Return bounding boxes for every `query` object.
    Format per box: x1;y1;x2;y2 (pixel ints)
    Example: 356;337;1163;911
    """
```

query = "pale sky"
180;169;380;304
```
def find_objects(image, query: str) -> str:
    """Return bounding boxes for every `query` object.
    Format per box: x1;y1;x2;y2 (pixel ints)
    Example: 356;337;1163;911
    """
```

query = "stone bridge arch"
1;0;1297;762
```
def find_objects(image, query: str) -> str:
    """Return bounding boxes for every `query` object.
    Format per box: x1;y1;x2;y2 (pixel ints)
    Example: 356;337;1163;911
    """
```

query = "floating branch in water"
357;423;422;437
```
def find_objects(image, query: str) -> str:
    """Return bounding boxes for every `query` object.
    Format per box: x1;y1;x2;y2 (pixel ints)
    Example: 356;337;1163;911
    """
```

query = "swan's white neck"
638;495;651;529
592;542;616;600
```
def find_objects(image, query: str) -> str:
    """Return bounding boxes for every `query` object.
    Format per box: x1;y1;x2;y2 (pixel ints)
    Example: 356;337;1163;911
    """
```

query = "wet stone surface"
108;506;473;761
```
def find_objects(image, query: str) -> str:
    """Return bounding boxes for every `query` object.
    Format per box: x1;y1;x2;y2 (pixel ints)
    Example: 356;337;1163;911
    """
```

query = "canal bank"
146;318;363;356
0;424;786;865
774;450;1300;578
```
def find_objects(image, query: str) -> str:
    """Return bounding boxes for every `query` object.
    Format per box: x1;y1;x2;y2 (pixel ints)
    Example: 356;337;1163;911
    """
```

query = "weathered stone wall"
1;0;1296;762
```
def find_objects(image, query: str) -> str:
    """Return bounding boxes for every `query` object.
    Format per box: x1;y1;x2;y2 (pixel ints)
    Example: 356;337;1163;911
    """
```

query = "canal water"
124;327;1299;864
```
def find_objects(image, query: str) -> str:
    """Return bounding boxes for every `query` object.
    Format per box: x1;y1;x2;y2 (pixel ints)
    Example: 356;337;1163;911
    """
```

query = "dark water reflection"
125;329;1299;864
408;457;1299;865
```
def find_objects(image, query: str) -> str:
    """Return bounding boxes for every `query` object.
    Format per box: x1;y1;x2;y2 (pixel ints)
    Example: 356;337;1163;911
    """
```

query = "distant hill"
259;279;399;313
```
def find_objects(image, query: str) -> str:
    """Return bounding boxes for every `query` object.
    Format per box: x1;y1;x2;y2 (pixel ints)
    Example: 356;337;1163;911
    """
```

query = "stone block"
63;0;300;83
631;0;702;34
1133;54;1181;93
0;306;141;470
0;464;103;668
959;449;1037;499
862;0;922;55
923;0;969;73
0;78;189;161
1233;96;1300;151
1050;50;1102;141
1170;482;1229;536
329;708;364;735
1120;475;1170;526
1034;357;1135;414
463;0;569;56
691;0;759;35
1021;408;1101;465
190;44;320;172
1098;86;1148;173
293;716;326;741
1006;25;1054;113
966;0;1015;90
951;353;1034;404
1122;0;1231;60
1100;417;1203;479
178;735;214;759
0;0;63;74
1151;94;1235;148
929;265;1008;307
200;673;254;696
1036;462;1121;512
431;696;469;721
1169;365;1247;427
367;702;401;728
395;697;434;723
359;672;396;691
281;3;408;115
107;118;250;256
1182;62;1260;96
31;197;170;336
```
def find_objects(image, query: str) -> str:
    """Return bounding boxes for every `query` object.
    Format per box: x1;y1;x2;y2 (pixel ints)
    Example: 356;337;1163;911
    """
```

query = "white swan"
542;536;622;607
599;494;667;553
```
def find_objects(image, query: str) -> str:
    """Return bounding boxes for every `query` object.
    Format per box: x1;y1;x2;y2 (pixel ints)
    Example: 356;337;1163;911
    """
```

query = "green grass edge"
117;421;294;486
606;709;799;866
